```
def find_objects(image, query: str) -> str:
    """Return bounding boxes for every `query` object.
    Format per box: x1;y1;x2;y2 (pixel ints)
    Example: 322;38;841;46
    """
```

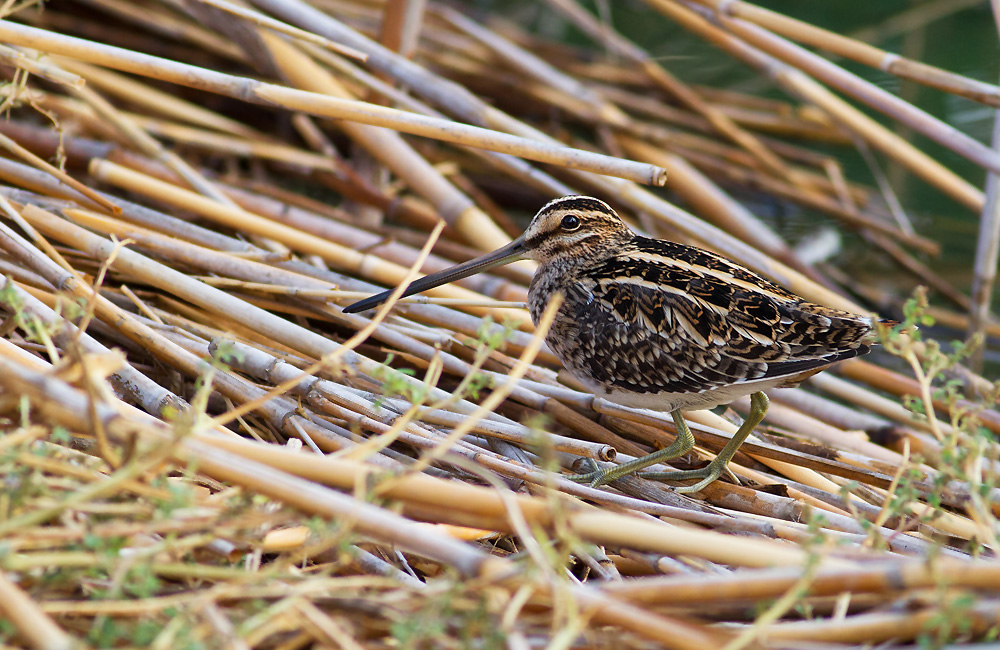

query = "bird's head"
521;196;633;264
342;196;632;314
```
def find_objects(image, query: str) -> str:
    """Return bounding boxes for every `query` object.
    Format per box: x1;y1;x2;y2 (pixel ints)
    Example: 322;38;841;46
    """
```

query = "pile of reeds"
0;0;998;648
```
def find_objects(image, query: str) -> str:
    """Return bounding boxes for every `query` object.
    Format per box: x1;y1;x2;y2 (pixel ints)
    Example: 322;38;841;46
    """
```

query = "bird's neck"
526;242;628;326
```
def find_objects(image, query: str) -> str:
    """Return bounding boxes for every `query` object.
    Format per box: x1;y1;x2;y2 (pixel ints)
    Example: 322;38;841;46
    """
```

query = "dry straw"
0;1;997;649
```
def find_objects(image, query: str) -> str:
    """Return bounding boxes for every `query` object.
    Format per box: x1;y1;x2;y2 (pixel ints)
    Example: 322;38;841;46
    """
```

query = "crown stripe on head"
539;195;614;215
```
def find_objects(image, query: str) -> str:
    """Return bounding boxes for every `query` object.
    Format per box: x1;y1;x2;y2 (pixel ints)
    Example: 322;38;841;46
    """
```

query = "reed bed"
0;1;997;648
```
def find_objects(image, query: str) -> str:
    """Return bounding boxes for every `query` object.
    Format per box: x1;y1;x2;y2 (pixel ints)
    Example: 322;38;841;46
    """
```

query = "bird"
344;196;879;493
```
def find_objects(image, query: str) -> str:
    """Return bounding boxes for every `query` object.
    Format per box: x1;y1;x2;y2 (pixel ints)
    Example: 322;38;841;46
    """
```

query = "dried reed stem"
0;3;995;647
0;21;668;187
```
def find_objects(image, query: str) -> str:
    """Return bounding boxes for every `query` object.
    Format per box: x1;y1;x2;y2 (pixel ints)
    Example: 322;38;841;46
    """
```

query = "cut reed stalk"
968;91;1000;371
645;0;986;212
689;0;1000;107
0;3;996;647
0;21;668;187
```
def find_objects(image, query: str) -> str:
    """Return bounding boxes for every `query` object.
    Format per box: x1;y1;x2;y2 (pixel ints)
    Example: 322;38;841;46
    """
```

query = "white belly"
594;374;792;413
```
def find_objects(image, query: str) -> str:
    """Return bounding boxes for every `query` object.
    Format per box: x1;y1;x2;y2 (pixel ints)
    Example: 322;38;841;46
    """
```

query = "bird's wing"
564;242;872;395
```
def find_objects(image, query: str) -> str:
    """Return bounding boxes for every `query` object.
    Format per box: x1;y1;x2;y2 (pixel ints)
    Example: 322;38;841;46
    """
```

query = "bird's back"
530;236;874;411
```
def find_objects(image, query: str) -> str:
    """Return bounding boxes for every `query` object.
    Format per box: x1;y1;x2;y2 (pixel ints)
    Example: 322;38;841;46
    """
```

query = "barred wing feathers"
560;238;873;397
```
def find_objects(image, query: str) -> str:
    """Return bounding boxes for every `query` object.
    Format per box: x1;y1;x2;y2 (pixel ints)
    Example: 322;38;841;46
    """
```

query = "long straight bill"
342;236;528;313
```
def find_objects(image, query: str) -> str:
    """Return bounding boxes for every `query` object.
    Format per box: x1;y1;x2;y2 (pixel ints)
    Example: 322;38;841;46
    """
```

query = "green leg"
569;409;696;487
641;391;769;493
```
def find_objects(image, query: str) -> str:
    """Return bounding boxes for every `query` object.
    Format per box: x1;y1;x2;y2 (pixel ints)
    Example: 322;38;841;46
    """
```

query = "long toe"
588;472;611;488
639;462;731;493
673;468;723;494
566;469;604;485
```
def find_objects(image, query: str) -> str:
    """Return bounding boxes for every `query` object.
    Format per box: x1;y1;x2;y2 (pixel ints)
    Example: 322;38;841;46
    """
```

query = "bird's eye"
561;214;581;231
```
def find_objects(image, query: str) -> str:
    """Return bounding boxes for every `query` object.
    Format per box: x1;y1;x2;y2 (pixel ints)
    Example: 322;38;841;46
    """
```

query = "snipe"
345;196;878;492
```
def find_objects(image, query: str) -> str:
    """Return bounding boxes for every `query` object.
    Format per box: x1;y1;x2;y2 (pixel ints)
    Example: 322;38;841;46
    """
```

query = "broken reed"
0;0;997;649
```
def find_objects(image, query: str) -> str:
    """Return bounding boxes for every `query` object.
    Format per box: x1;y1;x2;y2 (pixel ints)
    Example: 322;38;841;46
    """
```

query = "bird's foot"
639;391;766;493
566;458;614;488
639;459;738;493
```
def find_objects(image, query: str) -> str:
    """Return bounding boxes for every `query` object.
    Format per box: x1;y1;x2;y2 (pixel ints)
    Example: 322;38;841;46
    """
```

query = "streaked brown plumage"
523;196;872;413
345;196;878;492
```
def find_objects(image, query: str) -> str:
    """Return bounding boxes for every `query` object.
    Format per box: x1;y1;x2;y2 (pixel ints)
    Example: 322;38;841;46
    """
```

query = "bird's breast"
527;261;581;326
527;267;635;394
